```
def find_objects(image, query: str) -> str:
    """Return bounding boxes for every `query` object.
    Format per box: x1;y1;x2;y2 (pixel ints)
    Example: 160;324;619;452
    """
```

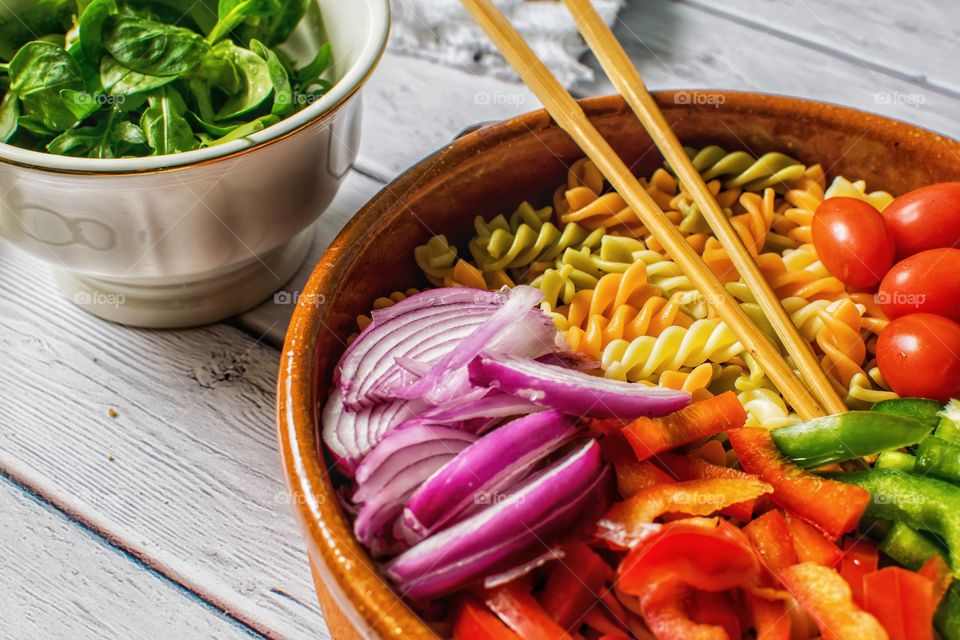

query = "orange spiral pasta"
700;189;777;283
781;164;826;244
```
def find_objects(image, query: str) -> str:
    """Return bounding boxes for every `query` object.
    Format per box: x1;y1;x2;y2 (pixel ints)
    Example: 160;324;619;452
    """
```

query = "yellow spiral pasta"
601;318;744;382
824;176;894;211
739;388;802;429
414;236;493;289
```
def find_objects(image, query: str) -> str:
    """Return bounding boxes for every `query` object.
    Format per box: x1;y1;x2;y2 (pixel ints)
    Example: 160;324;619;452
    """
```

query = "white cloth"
389;0;624;88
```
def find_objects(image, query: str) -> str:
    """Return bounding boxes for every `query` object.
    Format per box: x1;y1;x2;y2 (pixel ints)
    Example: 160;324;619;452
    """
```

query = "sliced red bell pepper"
918;555;952;607
639;579;728;640
483;582;574;640
839;538;880;606
659;453;760;521
618;517;761;594
863;566;935;640
690;589;742;639
601;477;772;532
539;542;614;630
784;512;843;567
453;597;522;640
743;509;798;578
728;427;870;539
583;607;626;636
778;562;887;640
748;593;792;640
602;431;676;496
596;392;747;461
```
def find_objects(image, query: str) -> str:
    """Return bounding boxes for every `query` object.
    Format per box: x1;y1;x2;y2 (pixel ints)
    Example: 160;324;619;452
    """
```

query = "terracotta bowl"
277;92;960;639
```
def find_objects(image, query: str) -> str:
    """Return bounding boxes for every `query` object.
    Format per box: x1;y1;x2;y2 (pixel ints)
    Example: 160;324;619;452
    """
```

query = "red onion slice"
321;390;426;467
400;410;578;542
352;426;478;548
386;451;610;600
468;352;691;419
384;440;605;599
370;287;504;324
483;547;566;589
387;286;561;404
395;391;545;433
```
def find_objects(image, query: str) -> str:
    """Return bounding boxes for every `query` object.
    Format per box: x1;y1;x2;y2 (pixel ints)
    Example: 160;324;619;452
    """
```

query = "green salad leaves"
0;0;332;158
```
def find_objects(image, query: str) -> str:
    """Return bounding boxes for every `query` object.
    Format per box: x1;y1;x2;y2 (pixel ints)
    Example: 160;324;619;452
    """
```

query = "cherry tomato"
878;248;960;322
876;314;960;402
812;197;895;287
883;182;960;258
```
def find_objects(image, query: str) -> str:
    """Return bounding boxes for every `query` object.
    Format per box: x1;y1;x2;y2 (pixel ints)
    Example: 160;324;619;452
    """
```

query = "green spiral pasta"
414;235;459;286
601;319;743;382
468;202;604;275
682;145;806;193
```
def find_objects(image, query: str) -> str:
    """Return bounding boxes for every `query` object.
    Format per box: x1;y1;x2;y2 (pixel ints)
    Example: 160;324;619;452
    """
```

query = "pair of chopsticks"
460;0;848;420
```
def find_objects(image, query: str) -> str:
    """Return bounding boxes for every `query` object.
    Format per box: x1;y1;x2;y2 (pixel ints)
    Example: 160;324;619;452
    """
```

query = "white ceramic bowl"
0;0;389;328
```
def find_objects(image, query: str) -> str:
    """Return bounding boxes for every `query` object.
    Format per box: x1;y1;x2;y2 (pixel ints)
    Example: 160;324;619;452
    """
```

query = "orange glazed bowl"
276;92;960;639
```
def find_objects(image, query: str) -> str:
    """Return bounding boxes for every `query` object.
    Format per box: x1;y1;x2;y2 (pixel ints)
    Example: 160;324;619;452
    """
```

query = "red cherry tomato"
876;314;960;402
878;248;960;322
883;182;960;258
812;197;895;288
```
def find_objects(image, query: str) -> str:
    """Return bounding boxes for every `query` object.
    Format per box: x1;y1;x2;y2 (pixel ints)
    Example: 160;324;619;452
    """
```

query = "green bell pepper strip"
826;468;960;577
873;397;943;429
875;451;917;473
771;411;932;469
880;521;948;570
936;399;960;444
936;583;960;640
916;436;960;484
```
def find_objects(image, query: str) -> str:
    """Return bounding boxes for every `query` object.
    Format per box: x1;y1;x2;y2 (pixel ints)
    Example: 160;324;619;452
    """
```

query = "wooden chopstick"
459;0;827;420
560;0;848;416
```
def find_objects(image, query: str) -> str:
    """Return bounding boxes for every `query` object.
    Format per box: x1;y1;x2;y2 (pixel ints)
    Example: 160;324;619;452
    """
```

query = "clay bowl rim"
277;90;959;639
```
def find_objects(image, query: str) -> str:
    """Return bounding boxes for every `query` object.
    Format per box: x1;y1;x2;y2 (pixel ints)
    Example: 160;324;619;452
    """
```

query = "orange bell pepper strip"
778;562;888;640
784;512;843;567
839;538;880;606
863;567;935;640
453;597;522;640
618;517;761;595
728;427;870;539
659;453;761;521
639;579;728;640
918;555;952;607
483;582;574;640
743;509;798;579
594;392;747;461
602;431;676;497
749;593;792;640
539;542;614;630
598;478;772;547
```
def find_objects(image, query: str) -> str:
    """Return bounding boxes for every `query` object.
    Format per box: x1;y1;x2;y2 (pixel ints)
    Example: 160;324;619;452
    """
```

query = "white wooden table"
3;1;958;637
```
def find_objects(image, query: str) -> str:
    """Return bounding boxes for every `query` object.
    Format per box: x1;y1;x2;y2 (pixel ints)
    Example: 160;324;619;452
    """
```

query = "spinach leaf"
17;114;56;137
0;0;76;61
208;112;276;145
60;88;100;120
250;39;292;117
206;0;280;44
0;91;19;141
47;107;147;158
140;88;195;154
9;41;84;131
77;0;117;61
186;111;237;137
237;0;306;47
100;54;175;96
204;41;272;120
103;15;208;76
295;41;330;87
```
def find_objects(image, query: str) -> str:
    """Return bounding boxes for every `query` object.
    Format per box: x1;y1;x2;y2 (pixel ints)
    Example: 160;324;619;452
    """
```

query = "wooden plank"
355;52;537;181
1;476;259;639
0;248;327;639
575;0;960;139
684;0;960;96
236;170;383;347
